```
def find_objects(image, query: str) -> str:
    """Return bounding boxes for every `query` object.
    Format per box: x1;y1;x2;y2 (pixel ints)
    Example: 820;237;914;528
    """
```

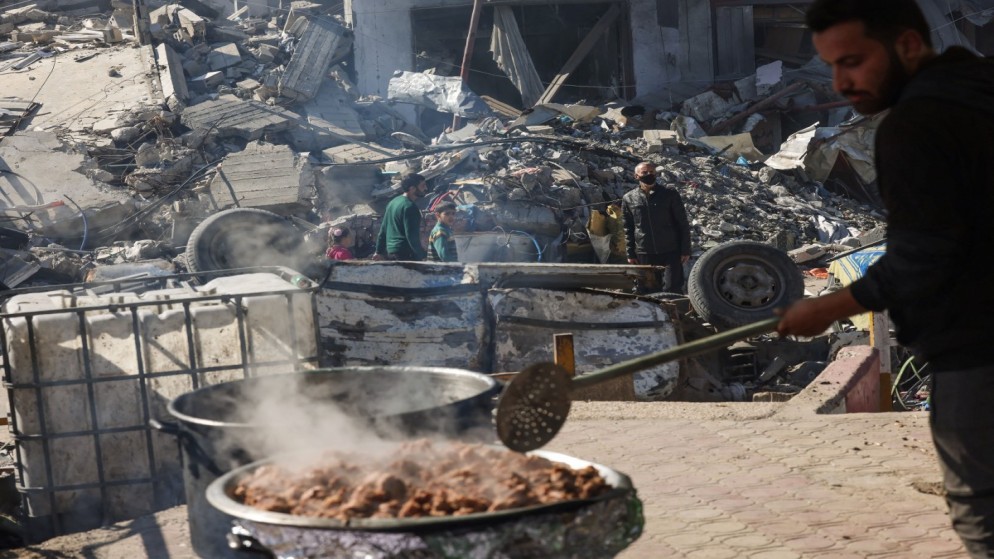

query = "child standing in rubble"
326;226;354;261
427;202;458;262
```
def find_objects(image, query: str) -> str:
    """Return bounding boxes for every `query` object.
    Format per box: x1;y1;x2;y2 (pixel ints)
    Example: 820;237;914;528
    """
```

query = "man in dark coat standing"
777;1;994;555
622;162;691;293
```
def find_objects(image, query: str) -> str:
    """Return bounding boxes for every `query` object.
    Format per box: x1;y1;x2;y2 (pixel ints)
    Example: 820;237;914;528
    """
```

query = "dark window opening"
411;2;632;118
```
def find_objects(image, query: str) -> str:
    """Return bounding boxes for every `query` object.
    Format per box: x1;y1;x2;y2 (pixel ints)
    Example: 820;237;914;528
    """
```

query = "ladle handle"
570;316;782;390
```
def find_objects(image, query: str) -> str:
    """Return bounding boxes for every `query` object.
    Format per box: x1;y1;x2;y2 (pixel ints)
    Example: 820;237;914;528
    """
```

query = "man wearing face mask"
621;162;691;293
373;172;429;261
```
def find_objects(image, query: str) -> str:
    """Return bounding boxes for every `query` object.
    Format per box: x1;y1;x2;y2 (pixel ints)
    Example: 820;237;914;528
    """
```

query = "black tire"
186;208;307;275
688;240;803;330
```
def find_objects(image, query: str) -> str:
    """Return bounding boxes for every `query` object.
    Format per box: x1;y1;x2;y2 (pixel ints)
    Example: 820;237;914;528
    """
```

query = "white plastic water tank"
1;271;318;538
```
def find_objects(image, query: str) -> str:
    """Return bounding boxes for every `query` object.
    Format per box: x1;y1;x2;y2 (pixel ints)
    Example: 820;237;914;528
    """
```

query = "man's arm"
777;287;867;337
621;197;637;263
403;204;427;260
374;213;388;256
672;191;692;258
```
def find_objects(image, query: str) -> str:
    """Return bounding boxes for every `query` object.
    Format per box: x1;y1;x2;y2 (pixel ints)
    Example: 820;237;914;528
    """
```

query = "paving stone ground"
8;402;960;558
549;402;960;558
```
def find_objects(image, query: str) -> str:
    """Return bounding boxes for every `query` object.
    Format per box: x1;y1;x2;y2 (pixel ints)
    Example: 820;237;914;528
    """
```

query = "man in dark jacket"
374;172;428;261
777;1;994;555
622;162;691;292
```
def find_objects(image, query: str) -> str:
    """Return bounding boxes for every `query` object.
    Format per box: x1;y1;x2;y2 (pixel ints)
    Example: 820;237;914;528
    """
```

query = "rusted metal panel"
471;263;647;290
490;288;680;400
324;261;647;291
317;263;487;369
317;262;668;377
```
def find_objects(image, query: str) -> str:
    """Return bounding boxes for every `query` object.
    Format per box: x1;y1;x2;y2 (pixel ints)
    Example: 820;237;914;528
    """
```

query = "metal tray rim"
206;448;634;531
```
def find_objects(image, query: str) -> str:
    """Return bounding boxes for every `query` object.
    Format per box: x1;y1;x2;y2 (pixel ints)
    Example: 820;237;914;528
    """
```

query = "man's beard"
847;47;912;114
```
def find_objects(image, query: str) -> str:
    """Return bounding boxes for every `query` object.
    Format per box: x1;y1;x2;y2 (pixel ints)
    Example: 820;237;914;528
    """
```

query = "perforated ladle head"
495;316;782;452
494;362;572;452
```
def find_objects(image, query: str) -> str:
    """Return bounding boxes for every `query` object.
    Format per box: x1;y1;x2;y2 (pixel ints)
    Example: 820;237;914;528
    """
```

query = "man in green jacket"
374;172;428;261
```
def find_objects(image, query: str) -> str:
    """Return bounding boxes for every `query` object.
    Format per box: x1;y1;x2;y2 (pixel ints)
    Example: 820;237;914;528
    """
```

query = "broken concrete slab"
207;24;248;43
644;129;679;153
207;42;240;70
696;133;765;162
278;16;352;102
155;43;189;106
680;89;747;124
2;45;155;140
290;82;367;150
789;243;827;264
236;78;260;91
283;0;322;33
255;43;278;63
180;95;300;141
204;142;315;214
0;131;134;236
190;70;224;89
321;142;398;164
176;7;206;39
0;249;41;288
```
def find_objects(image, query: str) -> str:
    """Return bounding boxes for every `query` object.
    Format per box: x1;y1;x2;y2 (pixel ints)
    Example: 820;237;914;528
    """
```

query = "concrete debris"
179;95;299;140
204;142;315;214
206;41;240;70
0;249;41;288
0;1;891;317
155;42;189;105
0;132;134;238
278;16;352;101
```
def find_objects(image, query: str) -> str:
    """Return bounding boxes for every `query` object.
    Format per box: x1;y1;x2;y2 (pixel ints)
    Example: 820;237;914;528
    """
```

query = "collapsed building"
0;0;990;285
0;0;991;551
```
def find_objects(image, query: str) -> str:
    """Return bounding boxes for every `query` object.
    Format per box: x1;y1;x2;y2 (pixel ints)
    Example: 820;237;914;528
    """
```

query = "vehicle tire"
688;240;803;330
186;208;307;275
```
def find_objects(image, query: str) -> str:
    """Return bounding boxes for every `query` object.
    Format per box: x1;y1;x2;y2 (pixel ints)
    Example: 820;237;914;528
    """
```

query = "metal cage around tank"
0;267;322;541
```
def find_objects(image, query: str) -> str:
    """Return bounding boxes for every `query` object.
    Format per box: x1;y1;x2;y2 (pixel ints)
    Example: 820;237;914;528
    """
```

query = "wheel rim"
712;256;784;310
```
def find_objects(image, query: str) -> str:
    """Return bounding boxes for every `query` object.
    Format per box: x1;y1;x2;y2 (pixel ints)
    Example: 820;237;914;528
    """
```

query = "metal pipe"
452;0;485;131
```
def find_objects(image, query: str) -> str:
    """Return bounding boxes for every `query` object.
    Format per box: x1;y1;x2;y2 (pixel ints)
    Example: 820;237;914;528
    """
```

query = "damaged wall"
345;0;695;106
344;0;415;103
629;0;679;96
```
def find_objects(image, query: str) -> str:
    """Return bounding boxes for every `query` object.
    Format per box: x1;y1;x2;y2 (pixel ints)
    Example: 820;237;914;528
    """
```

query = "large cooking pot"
207;449;644;558
152;367;500;559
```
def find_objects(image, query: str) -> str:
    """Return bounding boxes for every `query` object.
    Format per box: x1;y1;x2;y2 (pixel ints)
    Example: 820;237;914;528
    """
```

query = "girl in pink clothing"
326;226;354;260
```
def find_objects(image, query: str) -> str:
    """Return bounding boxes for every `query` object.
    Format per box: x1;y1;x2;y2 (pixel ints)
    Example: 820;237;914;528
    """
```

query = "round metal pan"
206;448;634;532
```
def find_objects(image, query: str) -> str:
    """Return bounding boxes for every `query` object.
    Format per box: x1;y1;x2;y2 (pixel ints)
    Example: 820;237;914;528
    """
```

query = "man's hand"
627;258;639;265
681;254;690;264
776;288;867;337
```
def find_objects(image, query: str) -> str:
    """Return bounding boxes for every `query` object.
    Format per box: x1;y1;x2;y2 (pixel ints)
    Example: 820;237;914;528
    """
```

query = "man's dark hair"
806;0;932;48
400;172;426;192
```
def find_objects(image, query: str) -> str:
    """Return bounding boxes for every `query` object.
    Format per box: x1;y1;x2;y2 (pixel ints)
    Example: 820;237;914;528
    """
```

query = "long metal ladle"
495;316;781;452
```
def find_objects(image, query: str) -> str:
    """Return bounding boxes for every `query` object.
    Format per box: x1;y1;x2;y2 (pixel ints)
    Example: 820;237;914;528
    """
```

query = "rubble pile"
0;0;885;288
